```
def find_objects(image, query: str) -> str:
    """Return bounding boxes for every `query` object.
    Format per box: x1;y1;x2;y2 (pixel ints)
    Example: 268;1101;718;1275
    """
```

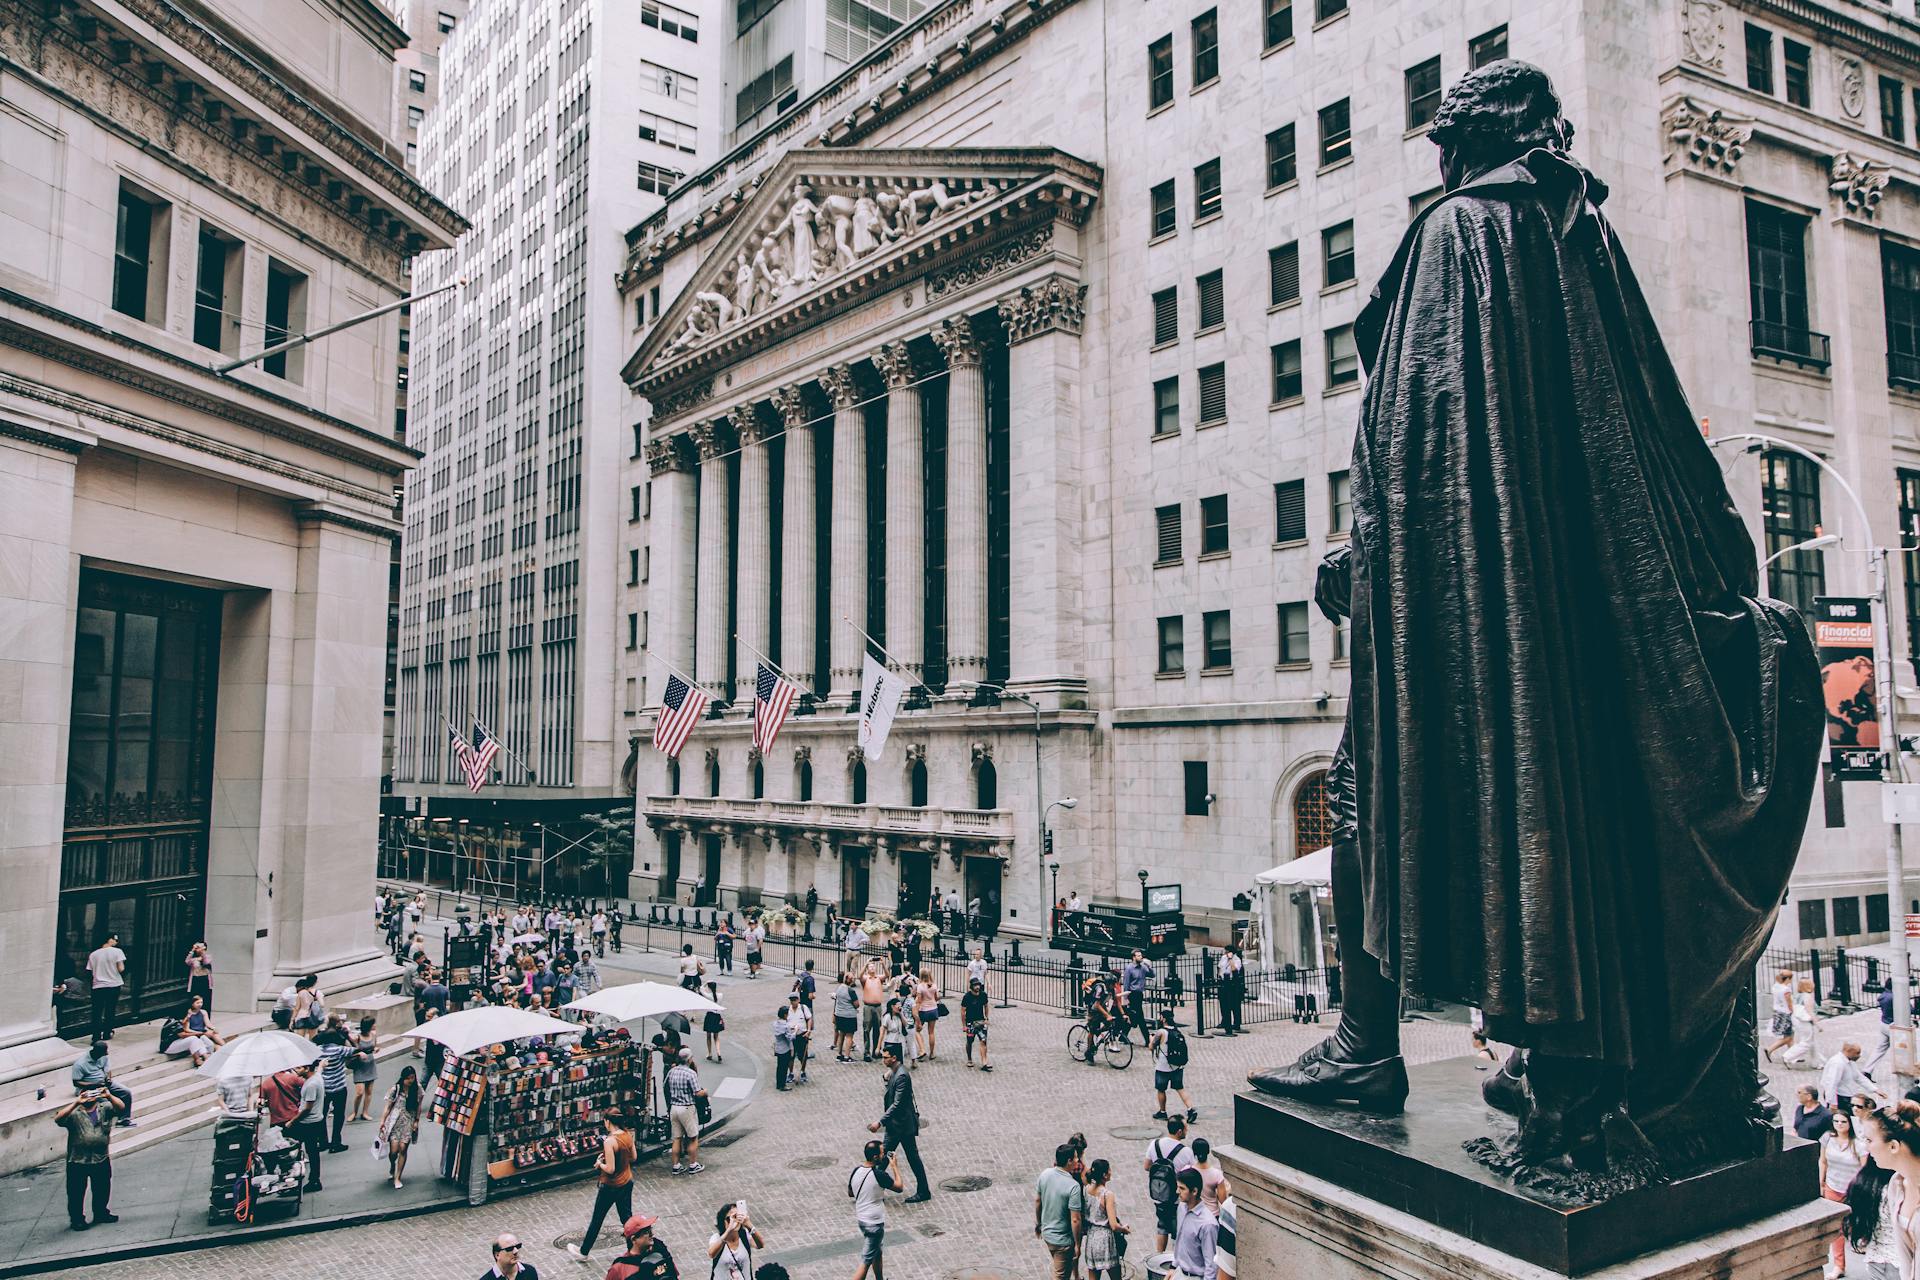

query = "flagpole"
640;648;708;694
470;713;537;784
839;616;941;698
731;633;803;688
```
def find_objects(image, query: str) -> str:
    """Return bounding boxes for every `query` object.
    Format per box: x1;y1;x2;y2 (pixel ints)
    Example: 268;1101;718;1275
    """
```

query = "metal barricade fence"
1757;944;1885;1012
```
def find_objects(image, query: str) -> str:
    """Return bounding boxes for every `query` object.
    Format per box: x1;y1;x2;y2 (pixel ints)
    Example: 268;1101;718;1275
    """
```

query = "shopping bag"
371;1133;386;1161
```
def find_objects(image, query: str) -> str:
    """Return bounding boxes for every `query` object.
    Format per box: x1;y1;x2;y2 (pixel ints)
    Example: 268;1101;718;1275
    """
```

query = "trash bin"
1144;1250;1176;1279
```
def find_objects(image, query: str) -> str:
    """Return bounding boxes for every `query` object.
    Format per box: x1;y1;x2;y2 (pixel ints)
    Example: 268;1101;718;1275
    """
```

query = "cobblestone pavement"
40;923;1494;1280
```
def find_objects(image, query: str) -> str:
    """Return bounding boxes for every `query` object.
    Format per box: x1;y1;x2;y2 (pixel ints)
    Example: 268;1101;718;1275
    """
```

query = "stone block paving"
48;930;1487;1280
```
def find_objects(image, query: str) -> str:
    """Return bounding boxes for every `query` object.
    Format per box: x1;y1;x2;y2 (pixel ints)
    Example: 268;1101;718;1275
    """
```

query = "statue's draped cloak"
1347;151;1823;1067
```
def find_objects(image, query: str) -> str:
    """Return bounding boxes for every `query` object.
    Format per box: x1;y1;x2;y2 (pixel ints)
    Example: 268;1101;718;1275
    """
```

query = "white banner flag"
857;654;908;761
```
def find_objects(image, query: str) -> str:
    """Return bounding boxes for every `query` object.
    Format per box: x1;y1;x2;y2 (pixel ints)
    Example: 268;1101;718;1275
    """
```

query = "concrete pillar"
933;316;988;686
732;403;772;703
874;340;924;678
644;436;697;687
692;420;732;701
823;364;866;704
774;386;817;692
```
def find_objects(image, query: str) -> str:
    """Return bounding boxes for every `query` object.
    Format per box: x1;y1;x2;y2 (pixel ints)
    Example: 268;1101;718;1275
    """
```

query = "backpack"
1165;1026;1190;1069
158;1017;185;1052
1147;1139;1184;1204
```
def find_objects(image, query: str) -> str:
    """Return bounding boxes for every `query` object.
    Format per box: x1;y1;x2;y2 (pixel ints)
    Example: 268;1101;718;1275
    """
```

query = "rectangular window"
1203;609;1232;669
1405;57;1442;131
1326;325;1359;388
1885;242;1920;389
1323;221;1355;287
407;105;424;129
737;0;779;35
1198;363;1227;425
1870;893;1892;935
627;613;639;650
1158;616;1185;674
1797;897;1827;941
1278;602;1310;664
638;110;698;153
641;0;700;40
735;54;795;129
1192;9;1219;85
1783;40;1810;107
1745;24;1773;95
1469;24;1508;69
112;184;166;323
262;259;306;382
438;10;456;33
1194;158;1222;220
409;69;427;93
1197;270;1224;330
1154;377;1180;437
1265;0;1293;50
1152;287;1179;345
1885;76;1908;143
630;485;643;522
1319;99;1352;167
1148;35;1174;110
1271;340;1303;402
629;548;641;585
1316;0;1347;21
1201;494;1229;556
1834;896;1864;936
637;161;684;195
1184;761;1210;815
825;0;909;61
640;62;699;105
1761;449;1826;616
192;225;239;353
1269;241;1300;306
1747;201;1824;367
1275;478;1306;542
1330;470;1352;533
1901;470;1920;663
1267;124;1297;189
1156;504;1183;564
1150;180;1177;237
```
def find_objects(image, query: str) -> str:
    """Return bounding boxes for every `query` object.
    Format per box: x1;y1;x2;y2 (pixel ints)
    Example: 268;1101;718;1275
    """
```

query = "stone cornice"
294;501;403;540
1743;0;1920;75
0;415;93;456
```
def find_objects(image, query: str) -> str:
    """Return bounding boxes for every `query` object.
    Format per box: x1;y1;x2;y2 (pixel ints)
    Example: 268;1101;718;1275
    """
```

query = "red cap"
623;1215;657;1238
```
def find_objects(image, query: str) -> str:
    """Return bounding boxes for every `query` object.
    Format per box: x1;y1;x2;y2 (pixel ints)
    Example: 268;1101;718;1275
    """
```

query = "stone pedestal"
1222;1059;1839;1278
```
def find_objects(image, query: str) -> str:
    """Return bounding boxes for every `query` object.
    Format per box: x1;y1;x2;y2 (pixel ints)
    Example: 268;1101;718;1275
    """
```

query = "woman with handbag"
377;1065;422;1190
1081;1158;1129;1280
914;971;943;1061
347;1017;379;1121
704;982;726;1063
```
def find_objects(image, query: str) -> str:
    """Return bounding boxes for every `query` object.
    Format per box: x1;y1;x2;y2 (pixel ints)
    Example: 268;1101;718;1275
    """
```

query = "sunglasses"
494;1244;521;1253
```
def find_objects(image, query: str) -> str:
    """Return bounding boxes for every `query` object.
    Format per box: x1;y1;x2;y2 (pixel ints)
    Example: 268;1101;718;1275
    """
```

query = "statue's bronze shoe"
1248;1052;1410;1113
1482;1047;1526;1115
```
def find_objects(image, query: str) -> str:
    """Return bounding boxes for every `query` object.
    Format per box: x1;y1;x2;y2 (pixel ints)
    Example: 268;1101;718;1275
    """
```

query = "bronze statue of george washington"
1249;61;1824;1195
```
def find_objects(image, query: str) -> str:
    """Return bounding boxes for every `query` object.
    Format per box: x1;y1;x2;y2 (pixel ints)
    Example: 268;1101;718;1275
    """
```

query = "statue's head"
1429;60;1574;189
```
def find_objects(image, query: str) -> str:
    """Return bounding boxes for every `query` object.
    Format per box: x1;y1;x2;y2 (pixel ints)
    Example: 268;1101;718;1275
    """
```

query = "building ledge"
642;795;1015;854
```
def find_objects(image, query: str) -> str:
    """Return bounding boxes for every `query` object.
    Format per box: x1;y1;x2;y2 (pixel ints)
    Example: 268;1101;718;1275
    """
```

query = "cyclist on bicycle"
1082;964;1122;1063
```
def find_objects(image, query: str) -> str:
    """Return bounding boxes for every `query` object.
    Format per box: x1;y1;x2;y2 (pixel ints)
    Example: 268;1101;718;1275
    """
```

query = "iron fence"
1758;945;1889;1012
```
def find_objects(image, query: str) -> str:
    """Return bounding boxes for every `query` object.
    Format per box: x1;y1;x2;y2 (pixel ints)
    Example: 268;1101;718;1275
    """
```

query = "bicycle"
1066;1020;1135;1069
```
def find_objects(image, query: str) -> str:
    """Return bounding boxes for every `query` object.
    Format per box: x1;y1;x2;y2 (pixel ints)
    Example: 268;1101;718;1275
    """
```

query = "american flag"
653;673;709;759
752;661;801;755
455;724;499;792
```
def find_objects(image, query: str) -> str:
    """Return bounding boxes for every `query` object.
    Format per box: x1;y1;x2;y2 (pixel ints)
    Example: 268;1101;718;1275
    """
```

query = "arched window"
1293;769;1333;856
752;761;764;798
910;760;929;807
797;760;813;801
667;759;680;796
852;760;868;804
709;758;721;797
976;759;998;809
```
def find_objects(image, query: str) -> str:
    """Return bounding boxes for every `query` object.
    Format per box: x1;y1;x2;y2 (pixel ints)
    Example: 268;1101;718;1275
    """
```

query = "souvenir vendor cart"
195;1031;320;1226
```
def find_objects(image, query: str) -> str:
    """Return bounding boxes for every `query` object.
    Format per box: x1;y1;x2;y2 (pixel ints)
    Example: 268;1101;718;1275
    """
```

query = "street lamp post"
1710;430;1912;1075
976;683;1046;942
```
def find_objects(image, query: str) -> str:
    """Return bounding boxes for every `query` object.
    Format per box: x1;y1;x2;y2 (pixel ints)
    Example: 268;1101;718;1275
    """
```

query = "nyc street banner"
857;654;907;761
1815;596;1881;780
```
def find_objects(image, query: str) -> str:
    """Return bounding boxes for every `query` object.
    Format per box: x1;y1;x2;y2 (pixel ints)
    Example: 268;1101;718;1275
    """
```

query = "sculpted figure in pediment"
785;184;823;285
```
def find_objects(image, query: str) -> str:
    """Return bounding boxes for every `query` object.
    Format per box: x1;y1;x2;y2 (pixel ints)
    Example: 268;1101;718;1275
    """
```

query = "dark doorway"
842;847;870;919
901;850;933;918
964;856;1004;935
698;834;722;906
660;830;682;899
58;570;222;1034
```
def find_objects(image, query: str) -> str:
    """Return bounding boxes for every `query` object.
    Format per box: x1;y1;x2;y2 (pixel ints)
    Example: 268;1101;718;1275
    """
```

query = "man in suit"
868;1046;931;1202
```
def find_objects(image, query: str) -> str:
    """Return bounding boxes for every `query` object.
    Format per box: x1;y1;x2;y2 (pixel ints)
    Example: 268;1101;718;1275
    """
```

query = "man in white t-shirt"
849;1139;901;1280
85;934;127;1042
844;921;870;955
678;943;706;991
1066;890;1082;912
967;948;989;989
744;922;766;978
785;992;814;1085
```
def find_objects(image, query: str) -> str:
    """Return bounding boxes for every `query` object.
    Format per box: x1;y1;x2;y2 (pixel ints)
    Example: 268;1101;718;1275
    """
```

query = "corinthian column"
824;363;866;704
873;340;924;679
645;436;697;687
933;316;987;685
775;385;817;692
732;402;772;704
692;419;733;701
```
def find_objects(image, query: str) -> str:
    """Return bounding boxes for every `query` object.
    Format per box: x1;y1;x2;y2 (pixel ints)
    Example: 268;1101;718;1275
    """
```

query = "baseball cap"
623;1214;658;1238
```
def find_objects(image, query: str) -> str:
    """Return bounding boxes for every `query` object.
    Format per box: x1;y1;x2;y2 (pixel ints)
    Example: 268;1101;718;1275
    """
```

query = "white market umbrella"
1256;846;1333;888
566;980;723;1022
196;1030;319;1080
511;932;547;945
398;1006;578;1056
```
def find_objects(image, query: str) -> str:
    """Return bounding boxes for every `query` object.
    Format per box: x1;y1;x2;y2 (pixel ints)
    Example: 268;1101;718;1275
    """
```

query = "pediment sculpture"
657;175;998;361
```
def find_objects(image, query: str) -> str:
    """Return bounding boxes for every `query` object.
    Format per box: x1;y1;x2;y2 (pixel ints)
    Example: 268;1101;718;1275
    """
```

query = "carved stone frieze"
1839;57;1866;119
652;379;715;423
997;277;1088;345
931;315;985;368
926;225;1054;300
1680;0;1724;72
1662;96;1753;175
1830;151;1892;217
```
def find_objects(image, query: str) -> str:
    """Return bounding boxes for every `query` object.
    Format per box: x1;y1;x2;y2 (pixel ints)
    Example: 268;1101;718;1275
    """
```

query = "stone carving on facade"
1839;57;1866;118
905;743;928;766
926;225;1054;299
847;745;867;771
819;363;860;408
771;384;808;426
747;743;763;766
1679;0;1724;71
931;315;985;368
1831;151;1892;217
690;419;732;461
725;401;773;444
652;379;715;421
704;747;720;772
656;175;1002;360
970;741;993;765
794;744;812;766
644;436;690;476
1662;96;1752;175
872;340;920;388
997;277;1089;344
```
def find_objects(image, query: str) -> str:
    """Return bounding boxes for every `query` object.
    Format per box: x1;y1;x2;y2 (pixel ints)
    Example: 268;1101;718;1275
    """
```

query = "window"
1264;0;1292;50
736;55;795;129
1153;377;1180;437
1150;180;1176;237
1269;241;1300;306
638;111;698;153
1275;479;1306;542
1469;24;1508;69
262;259;307;382
1783;40;1810;107
1156;504;1183;564
1319;99;1351;167
1194;158;1222;220
1183;761;1210;816
629;548;641;585
192;225;239;354
852;760;867;803
1271;341;1303;402
407;105;424;129
1902;471;1920;661
1198;363;1227;425
1158;616;1185;674
1148;35;1174;110
1834;896;1864;936
1322;221;1355;288
1266;125;1297;189
637;161;684;194
641;0;700;41
1197;270;1224;330
1797;897;1827;941
1278;602;1310;664
640;62;699;105
1870;893;1892;935
1745;24;1773;95
799;759;814;802
737;0;779;35
1200;494;1229;556
630;485;643;521
1326;325;1359;388
1886;243;1920;389
627;613;639;650
1747;201;1825;367
437;10;456;33
1191;9;1219;86
1330;470;1352;533
1316;0;1347;21
1885;76;1908;144
1762;449;1825;616
1203;610;1232;669
408;69;427;93
112;184;167;323
1410;187;1444;218
1405;57;1442;131
406;142;417;168
1152;287;1179;345
826;0;911;62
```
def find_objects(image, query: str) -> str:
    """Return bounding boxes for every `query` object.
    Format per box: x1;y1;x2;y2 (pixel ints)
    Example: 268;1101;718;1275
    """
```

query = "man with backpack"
1143;1114;1196;1253
1151;1008;1197;1123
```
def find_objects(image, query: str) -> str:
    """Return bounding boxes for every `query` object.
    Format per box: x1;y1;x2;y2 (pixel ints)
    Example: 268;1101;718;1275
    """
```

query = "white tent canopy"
195;1030;318;1081
1257;845;1332;888
397;1006;578;1056
566;981;723;1022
